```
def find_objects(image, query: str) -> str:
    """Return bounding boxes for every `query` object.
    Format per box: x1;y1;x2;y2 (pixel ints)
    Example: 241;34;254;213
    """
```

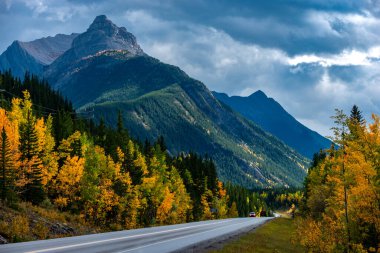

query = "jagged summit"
44;15;145;87
88;15;115;32
249;90;267;99
70;15;144;59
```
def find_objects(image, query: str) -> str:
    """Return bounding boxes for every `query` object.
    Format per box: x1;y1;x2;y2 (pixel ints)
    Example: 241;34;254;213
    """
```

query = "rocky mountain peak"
70;15;144;59
88;15;117;34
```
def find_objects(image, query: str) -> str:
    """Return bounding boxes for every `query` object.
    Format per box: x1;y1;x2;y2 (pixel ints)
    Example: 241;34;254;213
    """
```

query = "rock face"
44;15;144;89
0;234;7;244
20;33;79;65
0;33;78;79
0;41;44;78
71;15;144;59
213;90;332;158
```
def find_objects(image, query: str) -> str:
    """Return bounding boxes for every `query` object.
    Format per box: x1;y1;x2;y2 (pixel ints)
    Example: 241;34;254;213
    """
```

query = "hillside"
46;53;308;188
43;15;309;188
213;91;332;158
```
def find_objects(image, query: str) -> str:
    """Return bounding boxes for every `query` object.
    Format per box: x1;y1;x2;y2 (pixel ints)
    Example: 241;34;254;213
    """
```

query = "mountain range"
0;33;78;79
213;91;331;158
0;15;311;188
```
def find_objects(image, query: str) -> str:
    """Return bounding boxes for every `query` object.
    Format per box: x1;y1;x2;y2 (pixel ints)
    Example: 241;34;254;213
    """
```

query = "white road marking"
116;219;254;253
26;219;234;253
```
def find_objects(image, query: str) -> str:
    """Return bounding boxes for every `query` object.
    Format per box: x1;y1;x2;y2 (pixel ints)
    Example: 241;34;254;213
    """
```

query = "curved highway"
0;217;272;253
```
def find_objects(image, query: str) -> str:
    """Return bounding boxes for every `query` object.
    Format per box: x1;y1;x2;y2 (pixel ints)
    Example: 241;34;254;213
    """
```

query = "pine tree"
0;127;13;201
97;117;106;147
349;105;365;140
117;110;123;134
350;105;365;126
19;110;45;204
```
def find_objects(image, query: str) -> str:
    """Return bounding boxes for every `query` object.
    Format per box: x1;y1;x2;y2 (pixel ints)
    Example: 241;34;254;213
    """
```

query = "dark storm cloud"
2;0;378;54
1;0;380;135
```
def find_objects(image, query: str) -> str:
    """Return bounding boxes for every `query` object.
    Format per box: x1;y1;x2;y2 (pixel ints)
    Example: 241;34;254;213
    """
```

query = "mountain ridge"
0;33;78;78
213;90;331;158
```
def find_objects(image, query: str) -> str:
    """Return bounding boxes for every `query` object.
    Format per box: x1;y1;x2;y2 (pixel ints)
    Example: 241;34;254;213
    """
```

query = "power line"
0;89;95;119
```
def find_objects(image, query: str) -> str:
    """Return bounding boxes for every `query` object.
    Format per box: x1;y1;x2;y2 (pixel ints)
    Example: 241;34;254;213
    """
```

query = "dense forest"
0;71;287;243
297;106;380;252
0;71;234;232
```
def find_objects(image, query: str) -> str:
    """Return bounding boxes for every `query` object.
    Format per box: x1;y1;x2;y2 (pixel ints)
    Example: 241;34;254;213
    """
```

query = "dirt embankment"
0;202;101;244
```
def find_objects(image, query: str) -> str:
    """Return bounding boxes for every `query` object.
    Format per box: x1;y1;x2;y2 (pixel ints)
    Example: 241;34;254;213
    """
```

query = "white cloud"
315;70;348;98
288;49;375;67
16;0;89;22
23;0;47;16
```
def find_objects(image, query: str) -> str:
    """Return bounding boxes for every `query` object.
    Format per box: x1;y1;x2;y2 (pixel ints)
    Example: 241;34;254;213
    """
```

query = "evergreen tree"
349;105;365;140
117;110;123;134
96;117;106;147
0;127;13;201
156;135;167;152
350;105;365;126
19;110;45;204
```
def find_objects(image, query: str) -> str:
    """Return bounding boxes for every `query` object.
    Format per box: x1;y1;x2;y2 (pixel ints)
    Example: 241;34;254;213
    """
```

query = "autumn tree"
227;202;239;218
298;109;380;252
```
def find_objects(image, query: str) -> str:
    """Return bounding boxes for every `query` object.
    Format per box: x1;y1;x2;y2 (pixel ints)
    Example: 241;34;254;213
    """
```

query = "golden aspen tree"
54;155;84;209
35;116;57;186
156;186;174;224
167;166;192;224
299;110;380;252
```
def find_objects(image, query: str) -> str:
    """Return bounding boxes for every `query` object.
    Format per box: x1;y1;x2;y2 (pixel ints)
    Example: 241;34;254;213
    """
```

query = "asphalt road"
0;217;272;253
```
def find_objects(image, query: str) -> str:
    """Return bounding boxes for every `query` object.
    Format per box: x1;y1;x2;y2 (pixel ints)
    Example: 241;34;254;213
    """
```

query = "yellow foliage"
298;113;380;252
33;220;49;239
156;186;174;224
54;156;84;208
201;193;213;220
9;215;30;241
218;180;227;198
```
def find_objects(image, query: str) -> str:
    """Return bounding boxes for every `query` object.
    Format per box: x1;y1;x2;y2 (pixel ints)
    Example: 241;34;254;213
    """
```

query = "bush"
0;215;30;242
33;220;49;239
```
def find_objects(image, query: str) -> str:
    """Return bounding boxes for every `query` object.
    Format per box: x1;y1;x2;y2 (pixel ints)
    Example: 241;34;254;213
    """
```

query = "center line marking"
116;219;260;253
26;219;234;253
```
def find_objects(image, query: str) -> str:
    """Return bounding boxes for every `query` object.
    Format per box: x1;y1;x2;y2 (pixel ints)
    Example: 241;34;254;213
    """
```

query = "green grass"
212;218;305;253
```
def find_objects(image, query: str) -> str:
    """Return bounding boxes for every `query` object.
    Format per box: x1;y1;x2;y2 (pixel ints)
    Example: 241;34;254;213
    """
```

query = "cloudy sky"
1;0;380;136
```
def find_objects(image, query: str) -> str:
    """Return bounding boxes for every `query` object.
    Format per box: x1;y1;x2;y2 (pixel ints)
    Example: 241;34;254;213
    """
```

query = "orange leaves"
217;180;226;198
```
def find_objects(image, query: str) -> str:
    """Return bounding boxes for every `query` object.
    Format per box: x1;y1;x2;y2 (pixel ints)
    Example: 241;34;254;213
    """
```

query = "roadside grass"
211;217;304;253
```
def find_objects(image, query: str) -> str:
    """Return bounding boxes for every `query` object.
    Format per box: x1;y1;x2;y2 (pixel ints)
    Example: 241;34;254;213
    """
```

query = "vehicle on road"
249;212;256;217
260;210;267;217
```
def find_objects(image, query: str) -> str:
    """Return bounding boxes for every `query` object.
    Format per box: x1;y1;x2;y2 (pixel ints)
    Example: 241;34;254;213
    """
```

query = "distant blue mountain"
0;33;78;79
213;90;331;158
